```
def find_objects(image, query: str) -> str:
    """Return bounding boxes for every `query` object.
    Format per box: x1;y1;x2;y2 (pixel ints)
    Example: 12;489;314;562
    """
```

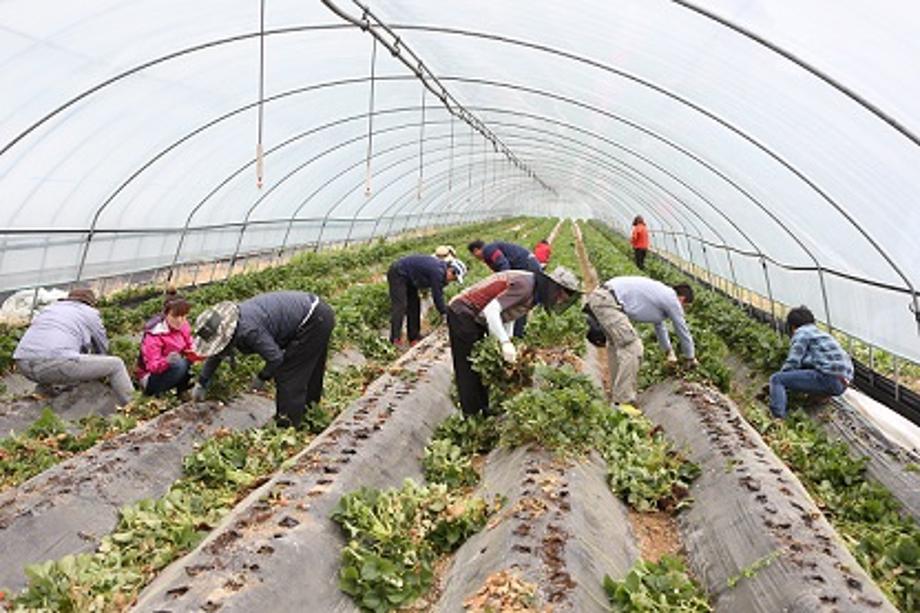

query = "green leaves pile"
470;337;536;399
332;481;492;613
604;556;711;612
422;413;499;489
501;366;699;511
1;408;139;491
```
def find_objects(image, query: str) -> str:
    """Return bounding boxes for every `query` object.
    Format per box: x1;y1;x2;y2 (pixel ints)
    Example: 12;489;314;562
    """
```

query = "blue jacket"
394;255;449;314
482;242;539;273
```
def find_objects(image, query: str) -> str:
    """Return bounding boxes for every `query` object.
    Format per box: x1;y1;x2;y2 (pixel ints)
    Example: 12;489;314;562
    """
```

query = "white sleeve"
482;299;511;343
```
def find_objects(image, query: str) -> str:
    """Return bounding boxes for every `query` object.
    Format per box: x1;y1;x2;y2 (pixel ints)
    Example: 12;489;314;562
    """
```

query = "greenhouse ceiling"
1;0;919;360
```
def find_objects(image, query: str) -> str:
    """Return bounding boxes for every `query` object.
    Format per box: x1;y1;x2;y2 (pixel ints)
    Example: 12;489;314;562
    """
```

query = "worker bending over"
468;239;543;337
584;276;696;404
768;306;852;419
192;291;335;429
447;266;581;416
388;254;466;346
14;288;134;407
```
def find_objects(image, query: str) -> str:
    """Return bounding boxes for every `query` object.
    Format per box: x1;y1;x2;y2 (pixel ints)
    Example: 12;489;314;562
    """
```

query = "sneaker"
618;403;641;417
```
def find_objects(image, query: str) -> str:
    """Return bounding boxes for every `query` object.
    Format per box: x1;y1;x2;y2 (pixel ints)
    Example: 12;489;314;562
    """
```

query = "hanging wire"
320;0;555;194
255;0;266;189
417;80;425;200
364;36;377;197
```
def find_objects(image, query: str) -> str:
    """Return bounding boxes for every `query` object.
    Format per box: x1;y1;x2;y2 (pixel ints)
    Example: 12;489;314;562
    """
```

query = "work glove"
501;341;518;364
191;383;207;402
250;374;268;392
166;352;183;366
665;350;678;365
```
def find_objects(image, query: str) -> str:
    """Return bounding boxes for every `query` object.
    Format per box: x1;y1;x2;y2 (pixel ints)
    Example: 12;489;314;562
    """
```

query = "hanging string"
417;82;425;200
255;0;266;189
364;36;377;197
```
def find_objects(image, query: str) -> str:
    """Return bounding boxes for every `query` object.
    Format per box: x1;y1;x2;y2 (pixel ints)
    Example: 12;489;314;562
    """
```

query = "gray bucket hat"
193;301;240;357
547;266;582;294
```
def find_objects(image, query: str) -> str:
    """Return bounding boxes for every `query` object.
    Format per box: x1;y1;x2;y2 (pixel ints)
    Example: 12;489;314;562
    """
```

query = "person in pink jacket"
136;291;201;397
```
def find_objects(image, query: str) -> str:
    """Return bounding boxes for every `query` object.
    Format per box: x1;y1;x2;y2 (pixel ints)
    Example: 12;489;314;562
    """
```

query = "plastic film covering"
641;381;896;612
2;1;920;359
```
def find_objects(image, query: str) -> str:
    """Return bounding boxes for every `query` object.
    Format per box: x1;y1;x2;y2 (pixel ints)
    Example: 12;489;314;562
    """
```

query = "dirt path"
546;218;565;244
572;221;683;564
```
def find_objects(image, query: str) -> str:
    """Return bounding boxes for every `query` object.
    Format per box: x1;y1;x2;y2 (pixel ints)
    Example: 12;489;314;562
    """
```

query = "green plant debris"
332;480;494;613
726;549;782;588
604;556;711;612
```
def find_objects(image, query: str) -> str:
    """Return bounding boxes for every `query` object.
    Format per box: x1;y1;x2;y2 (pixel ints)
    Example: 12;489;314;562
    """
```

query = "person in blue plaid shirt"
769;306;853;418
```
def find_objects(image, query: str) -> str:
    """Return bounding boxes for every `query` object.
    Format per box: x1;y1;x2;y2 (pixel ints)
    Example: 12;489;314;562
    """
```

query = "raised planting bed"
436;444;639;611
0;394;274;592
641;380;896;612
131;332;455;612
816;398;920;525
0;378;117;440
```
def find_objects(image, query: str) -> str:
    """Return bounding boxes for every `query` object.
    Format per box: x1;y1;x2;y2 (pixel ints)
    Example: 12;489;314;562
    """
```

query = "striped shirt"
782;324;854;381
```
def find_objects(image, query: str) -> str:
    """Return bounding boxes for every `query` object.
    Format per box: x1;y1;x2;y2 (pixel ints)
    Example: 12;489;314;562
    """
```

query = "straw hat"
193;301;240;357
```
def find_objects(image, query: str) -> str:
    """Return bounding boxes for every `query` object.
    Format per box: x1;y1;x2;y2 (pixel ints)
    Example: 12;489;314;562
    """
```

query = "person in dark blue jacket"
468;240;542;337
467;240;542;274
388;255;467;345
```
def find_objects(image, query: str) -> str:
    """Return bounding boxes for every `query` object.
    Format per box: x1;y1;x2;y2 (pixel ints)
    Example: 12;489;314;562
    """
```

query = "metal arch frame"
3;23;915;325
319;0;554;194
74;71;824;318
382;153;679;257
384;24;917;320
127;89;765;293
167;109;452;277
30;63;800;302
2;21;912;309
669;0;920;151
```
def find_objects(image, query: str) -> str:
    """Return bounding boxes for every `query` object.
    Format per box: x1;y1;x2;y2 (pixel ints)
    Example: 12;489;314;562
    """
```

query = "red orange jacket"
631;223;650;250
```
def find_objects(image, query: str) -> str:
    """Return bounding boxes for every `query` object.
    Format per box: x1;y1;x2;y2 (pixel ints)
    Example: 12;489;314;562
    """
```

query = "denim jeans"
769;369;846;418
144;358;192;396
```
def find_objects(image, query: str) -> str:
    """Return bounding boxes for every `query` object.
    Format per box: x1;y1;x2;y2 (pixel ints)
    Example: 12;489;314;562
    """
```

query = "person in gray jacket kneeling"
191;291;335;429
13;288;134;406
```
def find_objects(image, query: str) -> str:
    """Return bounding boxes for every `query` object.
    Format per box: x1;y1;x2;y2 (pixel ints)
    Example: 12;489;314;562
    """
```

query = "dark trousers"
634;248;647;270
144;358;192;396
447;307;489;416
274;300;335;428
388;266;421;342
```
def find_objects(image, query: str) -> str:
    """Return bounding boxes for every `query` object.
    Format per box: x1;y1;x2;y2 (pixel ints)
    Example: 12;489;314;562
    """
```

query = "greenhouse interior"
2;1;920;611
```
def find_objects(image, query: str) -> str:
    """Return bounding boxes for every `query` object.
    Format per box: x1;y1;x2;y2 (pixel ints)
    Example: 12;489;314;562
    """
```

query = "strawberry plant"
470;337;536;398
332;480;493;612
603;556;711;612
